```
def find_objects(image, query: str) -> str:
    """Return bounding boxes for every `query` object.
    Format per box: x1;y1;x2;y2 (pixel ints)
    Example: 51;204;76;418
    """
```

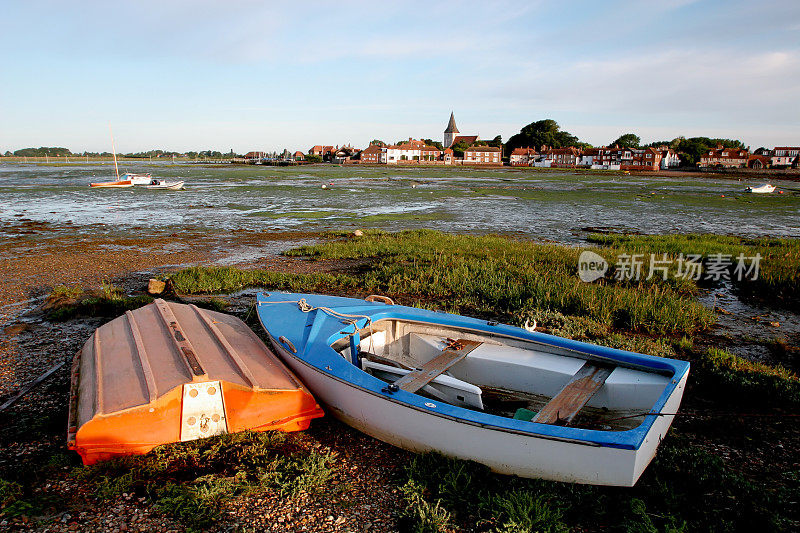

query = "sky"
1;0;798;153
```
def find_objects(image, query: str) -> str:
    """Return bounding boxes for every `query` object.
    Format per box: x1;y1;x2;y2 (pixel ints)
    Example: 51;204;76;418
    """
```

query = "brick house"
699;145;749;168
748;154;770;169
360;144;385;164
244;151;266;160
308;145;335;159
293;151;305;161
463;146;501;165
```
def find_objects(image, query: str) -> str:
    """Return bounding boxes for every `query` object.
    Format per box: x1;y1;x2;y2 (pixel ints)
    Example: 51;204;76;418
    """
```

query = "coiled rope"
259;298;376;355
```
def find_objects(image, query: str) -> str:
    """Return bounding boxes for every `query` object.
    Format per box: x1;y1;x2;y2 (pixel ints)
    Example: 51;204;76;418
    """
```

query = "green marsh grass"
587;233;800;308
174;230;714;335
46;283;153;321
399;436;794;533
72;431;336;530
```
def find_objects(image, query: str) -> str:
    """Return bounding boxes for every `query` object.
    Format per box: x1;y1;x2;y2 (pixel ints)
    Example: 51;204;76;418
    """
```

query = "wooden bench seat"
392;339;482;394
532;361;613;425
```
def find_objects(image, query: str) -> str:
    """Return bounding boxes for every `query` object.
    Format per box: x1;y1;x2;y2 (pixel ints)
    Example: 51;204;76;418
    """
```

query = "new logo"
578;251;608;282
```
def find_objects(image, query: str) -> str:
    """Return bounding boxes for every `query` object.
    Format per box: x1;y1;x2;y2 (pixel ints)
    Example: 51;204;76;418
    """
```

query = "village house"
592;147;663;170
244;151;266;160
578;148;599;168
544;147;581;168
463;145;501;165
293;151;305;161
699;145;749;168
360;144;385;164
510;147;538;166
659;148;681;169
332;146;360;164
771;147;800;168
748;154;770;169
386;138;441;164
308;145;338;161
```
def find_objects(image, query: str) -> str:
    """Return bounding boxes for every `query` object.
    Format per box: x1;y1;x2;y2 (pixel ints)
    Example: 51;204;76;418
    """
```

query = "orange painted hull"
89;180;133;188
68;299;324;465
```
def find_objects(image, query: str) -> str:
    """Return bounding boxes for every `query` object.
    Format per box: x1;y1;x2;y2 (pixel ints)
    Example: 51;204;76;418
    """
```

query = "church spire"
444;111;459;134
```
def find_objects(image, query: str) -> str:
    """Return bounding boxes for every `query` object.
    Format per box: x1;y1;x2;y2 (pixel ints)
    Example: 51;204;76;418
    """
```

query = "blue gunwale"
256;292;691;451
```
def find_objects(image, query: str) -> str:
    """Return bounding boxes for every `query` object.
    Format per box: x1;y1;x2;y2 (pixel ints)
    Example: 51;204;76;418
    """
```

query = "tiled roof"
451;135;478;146
511;147;537;156
361;144;383;154
465;146;501;153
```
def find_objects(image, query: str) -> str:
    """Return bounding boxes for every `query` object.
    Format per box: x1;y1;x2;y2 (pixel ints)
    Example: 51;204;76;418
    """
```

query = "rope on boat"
259;298;376;355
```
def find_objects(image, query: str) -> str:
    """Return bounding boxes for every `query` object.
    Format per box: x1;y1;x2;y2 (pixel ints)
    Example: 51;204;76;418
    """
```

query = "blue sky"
1;0;798;153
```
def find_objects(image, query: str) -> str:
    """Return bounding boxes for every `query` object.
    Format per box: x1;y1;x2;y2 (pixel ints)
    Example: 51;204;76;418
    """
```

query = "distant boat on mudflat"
146;179;185;190
745;184;775;193
89;126;151;188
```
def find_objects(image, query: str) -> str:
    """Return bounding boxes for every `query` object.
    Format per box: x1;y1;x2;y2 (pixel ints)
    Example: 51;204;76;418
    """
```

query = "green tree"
488;135;503;149
305;154;322;163
505;119;579;156
422;139;444;150
611;133;640;148
13;147;72;157
369;139;386;147
450;140;471;157
673;137;747;166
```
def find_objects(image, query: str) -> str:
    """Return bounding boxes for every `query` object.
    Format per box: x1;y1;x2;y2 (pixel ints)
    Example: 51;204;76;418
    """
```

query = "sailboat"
89;127;151;188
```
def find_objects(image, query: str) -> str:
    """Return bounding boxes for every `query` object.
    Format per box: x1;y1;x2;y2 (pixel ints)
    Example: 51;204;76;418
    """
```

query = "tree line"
504;119;747;166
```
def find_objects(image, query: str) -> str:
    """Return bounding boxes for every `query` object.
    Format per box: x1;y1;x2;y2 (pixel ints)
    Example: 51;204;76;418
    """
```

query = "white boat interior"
334;319;672;431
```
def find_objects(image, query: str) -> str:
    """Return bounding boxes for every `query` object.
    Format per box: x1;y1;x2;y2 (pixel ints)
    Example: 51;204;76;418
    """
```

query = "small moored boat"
745;183;775;193
68;299;324;465
256;292;690;486
146;179;185;190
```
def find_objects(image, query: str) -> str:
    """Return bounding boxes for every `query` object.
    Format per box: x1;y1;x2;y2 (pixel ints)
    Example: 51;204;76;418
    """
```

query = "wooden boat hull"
90;180;133;188
68;299;323;465
256;292;690;486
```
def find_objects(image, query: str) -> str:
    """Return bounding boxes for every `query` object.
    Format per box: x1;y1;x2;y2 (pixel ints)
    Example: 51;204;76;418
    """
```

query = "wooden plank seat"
532;361;614;425
392;339;482;394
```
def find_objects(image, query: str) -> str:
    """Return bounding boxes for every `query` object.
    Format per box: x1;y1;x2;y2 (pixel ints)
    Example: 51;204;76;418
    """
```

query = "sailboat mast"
109;124;120;179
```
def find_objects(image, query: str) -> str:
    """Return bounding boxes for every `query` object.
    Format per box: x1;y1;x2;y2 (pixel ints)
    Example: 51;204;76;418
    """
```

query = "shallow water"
2;162;799;242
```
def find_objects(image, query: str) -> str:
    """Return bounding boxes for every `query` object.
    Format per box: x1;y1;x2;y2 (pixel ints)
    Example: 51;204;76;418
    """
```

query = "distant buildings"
699;146;749;168
299;113;796;171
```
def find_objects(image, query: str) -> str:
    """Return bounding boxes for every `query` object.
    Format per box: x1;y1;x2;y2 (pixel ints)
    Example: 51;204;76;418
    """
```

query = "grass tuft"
72;431;336;529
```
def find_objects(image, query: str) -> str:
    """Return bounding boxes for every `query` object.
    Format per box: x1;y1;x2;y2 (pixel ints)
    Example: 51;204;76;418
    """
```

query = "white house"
659;149;681;169
771;147;800;167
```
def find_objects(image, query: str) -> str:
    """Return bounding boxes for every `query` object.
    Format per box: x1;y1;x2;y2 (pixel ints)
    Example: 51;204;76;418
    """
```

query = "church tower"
444;111;459;148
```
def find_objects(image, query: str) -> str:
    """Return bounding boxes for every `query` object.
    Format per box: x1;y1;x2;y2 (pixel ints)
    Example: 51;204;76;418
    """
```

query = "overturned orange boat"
68;299;324;465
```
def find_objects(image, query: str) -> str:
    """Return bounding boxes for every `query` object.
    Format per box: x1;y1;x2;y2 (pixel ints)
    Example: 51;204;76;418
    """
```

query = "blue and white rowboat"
256;292;690;486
